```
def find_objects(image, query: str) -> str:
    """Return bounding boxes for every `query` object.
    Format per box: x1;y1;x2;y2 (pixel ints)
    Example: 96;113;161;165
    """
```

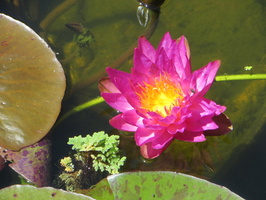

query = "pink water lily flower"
99;32;232;159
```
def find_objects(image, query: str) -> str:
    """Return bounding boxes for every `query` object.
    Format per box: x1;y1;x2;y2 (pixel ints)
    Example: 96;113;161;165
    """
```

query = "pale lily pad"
0;185;95;200
86;171;244;199
0;138;51;186
0;14;66;150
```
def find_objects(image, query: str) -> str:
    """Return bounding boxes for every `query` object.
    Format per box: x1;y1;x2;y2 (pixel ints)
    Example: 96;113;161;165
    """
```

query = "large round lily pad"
86;171;244;199
0;14;66;150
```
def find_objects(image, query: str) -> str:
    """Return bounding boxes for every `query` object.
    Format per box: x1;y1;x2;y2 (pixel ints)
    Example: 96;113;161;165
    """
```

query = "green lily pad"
86;171;244;199
0;185;95;200
0;14;65;150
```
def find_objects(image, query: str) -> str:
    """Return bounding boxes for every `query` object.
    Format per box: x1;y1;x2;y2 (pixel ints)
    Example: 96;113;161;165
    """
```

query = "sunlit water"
1;0;266;199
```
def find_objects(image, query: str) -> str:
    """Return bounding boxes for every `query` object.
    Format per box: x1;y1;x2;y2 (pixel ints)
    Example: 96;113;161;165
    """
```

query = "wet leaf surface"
86;171;244;199
0;14;66;150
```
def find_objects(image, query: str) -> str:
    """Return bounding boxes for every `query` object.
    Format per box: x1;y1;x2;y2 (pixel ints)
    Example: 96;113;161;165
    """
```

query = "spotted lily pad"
86;171;244;199
0;14;66;150
0;185;95;200
0;138;51;186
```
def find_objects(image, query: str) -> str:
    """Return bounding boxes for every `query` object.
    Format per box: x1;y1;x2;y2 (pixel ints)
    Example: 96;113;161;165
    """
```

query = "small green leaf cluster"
74;28;95;48
67;131;126;174
60;157;75;173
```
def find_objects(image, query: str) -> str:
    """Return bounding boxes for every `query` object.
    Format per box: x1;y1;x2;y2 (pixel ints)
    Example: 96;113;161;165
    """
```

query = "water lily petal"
176;35;190;59
135;128;164;146
106;67;141;108
143;118;166;130
167;123;185;134
106;67;132;92
201;118;219;130
197;100;218;116
174;36;191;78
110;114;137;132
155;48;170;72
159;114;177;125
157;32;173;53
205;98;226;115
98;77;120;93
175;131;206;142
186;116;218;132
133;48;153;76
138;36;156;62
140;139;172;159
122;109;144;127
192;60;221;96
101;92;133;112
151;131;174;149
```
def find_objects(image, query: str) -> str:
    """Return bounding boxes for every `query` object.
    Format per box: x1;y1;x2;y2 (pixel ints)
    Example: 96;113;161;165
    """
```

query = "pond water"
1;0;266;199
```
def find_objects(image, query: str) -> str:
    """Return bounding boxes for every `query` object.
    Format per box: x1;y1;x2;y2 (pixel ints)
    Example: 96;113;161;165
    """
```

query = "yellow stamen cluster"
136;74;184;117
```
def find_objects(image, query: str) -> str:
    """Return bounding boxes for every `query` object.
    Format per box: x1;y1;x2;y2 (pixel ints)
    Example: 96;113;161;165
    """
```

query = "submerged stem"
39;0;79;30
55;96;104;127
215;74;266;82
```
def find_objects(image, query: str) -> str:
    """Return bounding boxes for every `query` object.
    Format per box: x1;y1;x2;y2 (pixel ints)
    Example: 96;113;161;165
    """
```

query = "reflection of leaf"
0;14;66;150
0;185;95;200
85;171;243;199
0;138;51;186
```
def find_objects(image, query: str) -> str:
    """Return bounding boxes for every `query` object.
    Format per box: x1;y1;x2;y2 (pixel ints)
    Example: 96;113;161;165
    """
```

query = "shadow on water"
212;123;266;199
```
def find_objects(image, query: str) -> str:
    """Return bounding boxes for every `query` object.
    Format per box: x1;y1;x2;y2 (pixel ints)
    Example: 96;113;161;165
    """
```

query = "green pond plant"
66;131;126;175
56;131;126;191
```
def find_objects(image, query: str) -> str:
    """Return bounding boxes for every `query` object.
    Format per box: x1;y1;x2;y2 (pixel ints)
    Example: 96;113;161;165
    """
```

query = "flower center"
136;74;184;117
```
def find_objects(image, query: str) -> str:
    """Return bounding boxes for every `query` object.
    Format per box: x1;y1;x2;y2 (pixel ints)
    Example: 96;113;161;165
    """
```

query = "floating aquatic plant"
67;131;126;175
57;131;126;191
